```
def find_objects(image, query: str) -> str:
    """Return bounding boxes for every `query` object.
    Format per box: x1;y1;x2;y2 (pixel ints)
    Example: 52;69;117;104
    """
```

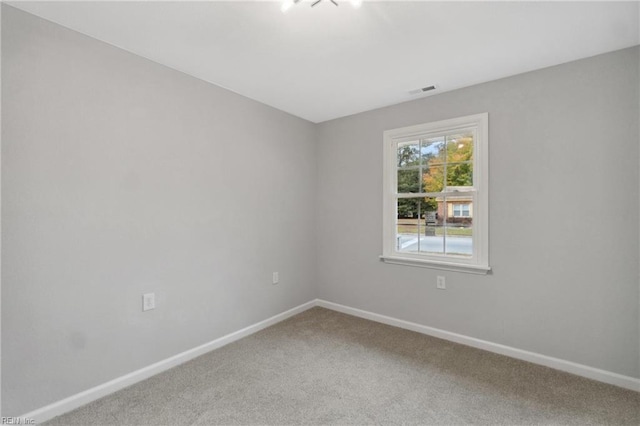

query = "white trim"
20;300;316;424
316;299;640;392
379;255;491;274
19;298;640;423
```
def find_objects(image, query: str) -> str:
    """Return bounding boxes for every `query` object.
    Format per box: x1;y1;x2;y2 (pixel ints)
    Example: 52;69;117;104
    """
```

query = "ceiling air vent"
409;85;436;95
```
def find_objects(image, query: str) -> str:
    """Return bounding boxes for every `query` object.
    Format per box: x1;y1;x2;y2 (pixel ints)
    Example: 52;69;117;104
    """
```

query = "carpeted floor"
45;307;639;425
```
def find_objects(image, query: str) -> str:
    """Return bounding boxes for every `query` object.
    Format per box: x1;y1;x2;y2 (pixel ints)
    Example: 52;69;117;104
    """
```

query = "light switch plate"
143;293;155;311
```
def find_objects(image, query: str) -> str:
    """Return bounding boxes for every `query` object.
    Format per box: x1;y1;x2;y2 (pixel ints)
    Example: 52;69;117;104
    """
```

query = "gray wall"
316;47;640;379
2;6;317;416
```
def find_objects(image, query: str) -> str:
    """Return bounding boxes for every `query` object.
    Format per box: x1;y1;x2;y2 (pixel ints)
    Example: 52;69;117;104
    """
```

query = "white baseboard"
316;299;640;392
19;298;640;423
21;300;316;424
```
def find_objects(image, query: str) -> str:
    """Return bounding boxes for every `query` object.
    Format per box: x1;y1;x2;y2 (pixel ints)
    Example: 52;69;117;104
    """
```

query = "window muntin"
382;114;489;273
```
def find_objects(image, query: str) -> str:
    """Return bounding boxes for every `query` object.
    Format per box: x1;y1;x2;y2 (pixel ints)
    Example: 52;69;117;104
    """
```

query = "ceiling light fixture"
281;0;362;13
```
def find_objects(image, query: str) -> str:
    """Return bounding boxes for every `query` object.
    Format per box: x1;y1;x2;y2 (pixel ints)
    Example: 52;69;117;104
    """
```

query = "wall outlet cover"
143;293;155;311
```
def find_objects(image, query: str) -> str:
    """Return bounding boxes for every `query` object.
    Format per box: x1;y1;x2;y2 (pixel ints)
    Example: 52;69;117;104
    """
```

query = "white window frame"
380;113;490;274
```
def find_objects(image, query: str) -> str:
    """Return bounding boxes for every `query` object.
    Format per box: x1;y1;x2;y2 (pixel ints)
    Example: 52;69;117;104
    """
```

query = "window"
381;113;489;274
453;204;470;217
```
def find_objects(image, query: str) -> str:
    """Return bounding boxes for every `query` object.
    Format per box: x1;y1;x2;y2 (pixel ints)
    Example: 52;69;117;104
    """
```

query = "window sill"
379;255;491;275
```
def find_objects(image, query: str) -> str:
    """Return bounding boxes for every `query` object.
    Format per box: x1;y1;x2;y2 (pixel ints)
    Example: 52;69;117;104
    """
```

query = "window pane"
420;196;443;254
445;222;473;257
397;141;420;167
396;197;444;255
421;137;445;164
397;198;421;220
397;199;421;253
444;133;474;190
422;165;444;193
446;133;474;163
446;161;473;188
419;225;445;255
398;169;420;193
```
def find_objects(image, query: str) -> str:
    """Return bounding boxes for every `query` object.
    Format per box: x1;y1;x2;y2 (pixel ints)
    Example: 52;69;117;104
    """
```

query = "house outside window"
381;113;490;274
452;203;471;218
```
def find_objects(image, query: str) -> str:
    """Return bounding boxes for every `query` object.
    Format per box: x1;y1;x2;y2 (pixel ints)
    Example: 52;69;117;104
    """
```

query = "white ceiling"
8;0;640;123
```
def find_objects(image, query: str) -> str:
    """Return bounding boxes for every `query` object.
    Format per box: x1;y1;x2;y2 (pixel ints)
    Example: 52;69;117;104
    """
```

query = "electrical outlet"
142;293;155;311
272;272;279;285
436;276;446;290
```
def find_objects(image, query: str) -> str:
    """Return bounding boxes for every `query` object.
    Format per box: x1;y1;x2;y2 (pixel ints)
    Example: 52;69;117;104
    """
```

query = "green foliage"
423;135;473;192
397;198;433;218
397;169;419;193
397;145;420;167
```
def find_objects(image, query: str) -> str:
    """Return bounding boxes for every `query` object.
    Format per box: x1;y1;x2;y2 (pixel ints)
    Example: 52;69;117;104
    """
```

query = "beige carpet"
45;307;639;425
